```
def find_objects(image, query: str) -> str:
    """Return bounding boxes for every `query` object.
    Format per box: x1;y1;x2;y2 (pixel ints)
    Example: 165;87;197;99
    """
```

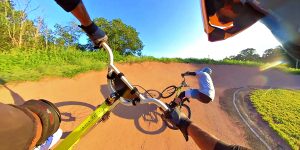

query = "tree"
0;0;18;50
0;0;42;50
0;1;12;51
54;22;81;47
261;46;300;68
262;46;284;62
229;48;261;61
92;18;143;56
0;2;143;54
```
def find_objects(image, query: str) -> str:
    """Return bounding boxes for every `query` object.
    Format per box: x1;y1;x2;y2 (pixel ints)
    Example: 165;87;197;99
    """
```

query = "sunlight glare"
259;60;283;71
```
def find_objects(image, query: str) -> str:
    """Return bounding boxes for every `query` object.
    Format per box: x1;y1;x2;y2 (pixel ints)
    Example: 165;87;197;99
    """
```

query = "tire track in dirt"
233;87;271;150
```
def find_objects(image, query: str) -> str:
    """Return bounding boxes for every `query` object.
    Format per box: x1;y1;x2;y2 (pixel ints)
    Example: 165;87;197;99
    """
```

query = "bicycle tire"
181;104;191;119
161;85;177;98
163;104;192;130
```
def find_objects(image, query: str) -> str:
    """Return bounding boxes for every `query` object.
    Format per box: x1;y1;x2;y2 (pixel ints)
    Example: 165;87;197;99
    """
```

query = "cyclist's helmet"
202;67;212;75
200;0;300;59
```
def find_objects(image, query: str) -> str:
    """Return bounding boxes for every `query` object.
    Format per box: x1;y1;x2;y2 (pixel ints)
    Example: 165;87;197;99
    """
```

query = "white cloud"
168;22;281;60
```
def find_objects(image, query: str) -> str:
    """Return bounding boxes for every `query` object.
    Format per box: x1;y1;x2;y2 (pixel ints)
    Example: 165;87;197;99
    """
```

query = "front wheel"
162;104;191;130
180;104;191;119
161;85;177;98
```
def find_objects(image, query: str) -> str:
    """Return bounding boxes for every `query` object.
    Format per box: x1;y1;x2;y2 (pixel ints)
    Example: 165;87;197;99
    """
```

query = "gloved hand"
79;22;108;48
164;108;191;141
181;73;186;78
20;99;61;146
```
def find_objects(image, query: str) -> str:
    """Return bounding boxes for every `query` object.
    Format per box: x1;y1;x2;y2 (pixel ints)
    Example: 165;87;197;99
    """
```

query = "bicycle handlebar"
180;76;189;87
101;42;169;111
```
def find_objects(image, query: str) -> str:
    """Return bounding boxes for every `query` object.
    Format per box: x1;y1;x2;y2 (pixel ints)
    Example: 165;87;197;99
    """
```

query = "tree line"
1;1;298;67
226;47;298;68
0;0;143;55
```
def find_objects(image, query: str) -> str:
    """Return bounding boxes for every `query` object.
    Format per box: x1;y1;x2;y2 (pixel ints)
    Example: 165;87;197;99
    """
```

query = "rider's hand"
20;99;61;146
79;22;108;48
164;108;191;141
181;73;186;77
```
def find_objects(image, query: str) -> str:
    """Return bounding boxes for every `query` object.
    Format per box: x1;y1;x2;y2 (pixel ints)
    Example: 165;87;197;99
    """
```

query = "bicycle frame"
54;42;169;150
174;86;183;97
174;77;188;97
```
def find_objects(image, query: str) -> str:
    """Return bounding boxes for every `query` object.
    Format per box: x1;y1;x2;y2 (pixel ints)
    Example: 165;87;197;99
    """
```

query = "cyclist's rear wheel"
163;104;191;130
161;85;177;98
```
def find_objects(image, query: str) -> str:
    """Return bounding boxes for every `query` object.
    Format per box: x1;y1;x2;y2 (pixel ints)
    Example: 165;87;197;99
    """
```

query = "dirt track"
1;62;300;150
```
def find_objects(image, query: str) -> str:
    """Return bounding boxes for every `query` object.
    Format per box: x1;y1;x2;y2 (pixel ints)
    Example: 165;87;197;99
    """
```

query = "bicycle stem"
101;42;170;111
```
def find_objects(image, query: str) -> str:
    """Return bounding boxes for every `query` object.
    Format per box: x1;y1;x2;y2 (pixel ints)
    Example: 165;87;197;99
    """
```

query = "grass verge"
250;89;300;150
0;49;299;83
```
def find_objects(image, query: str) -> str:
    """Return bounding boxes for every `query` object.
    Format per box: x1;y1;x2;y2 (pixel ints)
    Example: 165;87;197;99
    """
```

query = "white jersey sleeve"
195;70;215;100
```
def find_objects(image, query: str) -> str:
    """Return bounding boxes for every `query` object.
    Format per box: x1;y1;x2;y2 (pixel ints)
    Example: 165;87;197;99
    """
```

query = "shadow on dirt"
133;85;162;99
1;83;25;105
113;102;167;135
55;101;97;138
100;84;167;135
55;101;96;122
99;84;110;98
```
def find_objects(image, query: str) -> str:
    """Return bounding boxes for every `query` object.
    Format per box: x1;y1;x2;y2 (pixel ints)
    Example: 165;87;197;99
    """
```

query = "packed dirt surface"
1;62;300;150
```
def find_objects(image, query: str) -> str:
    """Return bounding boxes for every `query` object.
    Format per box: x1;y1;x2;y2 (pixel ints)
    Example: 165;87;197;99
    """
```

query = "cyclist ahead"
175;67;215;104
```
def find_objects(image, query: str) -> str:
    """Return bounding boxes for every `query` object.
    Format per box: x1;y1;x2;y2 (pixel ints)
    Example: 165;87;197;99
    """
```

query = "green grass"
0;48;300;83
0;48;114;82
250;89;300;150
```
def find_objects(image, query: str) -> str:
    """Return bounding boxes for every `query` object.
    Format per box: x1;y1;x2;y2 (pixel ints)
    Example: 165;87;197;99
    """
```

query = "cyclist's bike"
160;76;192;130
54;43;171;150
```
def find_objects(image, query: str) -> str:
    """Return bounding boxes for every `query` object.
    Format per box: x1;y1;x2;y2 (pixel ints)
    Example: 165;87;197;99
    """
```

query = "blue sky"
16;0;280;59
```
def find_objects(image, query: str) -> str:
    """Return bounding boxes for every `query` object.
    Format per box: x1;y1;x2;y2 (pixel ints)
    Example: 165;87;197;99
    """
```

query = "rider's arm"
0;100;61;149
0;102;41;150
165;108;250;150
54;0;107;47
54;0;90;23
188;122;250;150
182;71;196;76
187;122;217;150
